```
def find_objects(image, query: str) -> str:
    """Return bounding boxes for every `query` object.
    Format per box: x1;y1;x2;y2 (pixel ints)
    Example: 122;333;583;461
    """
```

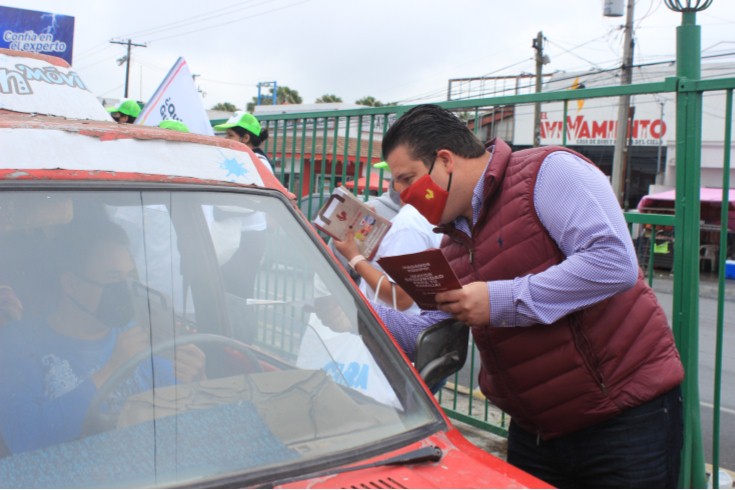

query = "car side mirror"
414;319;470;391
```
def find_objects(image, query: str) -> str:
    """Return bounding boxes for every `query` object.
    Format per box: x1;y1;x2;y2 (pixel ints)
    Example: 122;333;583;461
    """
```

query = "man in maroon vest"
370;104;684;488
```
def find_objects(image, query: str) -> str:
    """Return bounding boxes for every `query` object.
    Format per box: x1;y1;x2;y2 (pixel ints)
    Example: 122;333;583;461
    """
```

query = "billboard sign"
514;71;671;147
0;6;75;65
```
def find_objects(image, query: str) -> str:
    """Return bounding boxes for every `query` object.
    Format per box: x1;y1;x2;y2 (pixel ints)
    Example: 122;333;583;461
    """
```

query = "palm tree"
355;96;384;107
247;85;303;112
315;94;342;103
211;102;237;112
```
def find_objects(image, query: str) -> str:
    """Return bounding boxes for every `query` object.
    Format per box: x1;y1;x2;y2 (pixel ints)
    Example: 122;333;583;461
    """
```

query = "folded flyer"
312;187;392;261
377;248;462;310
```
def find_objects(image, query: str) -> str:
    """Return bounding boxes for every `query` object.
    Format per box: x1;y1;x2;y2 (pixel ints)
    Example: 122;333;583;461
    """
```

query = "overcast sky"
3;0;734;109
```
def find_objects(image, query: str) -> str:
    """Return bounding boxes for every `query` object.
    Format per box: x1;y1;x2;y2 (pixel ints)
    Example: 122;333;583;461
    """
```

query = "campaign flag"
136;57;214;136
0;6;75;65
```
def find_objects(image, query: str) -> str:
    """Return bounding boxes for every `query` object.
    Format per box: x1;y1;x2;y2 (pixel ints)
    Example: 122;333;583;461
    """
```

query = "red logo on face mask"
400;173;450;226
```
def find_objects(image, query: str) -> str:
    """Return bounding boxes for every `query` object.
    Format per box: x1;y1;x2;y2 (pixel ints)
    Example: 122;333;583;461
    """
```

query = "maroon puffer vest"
438;138;684;439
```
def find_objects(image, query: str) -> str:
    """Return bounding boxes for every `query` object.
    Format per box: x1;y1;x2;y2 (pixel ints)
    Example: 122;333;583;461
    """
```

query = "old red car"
0;49;548;488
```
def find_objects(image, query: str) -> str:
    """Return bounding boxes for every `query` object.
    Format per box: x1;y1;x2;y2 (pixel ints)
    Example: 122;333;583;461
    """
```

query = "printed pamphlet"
377;248;462;310
313;187;392;261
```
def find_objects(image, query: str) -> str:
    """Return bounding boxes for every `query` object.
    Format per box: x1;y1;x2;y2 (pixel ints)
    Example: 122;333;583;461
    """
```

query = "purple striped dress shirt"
372;150;639;359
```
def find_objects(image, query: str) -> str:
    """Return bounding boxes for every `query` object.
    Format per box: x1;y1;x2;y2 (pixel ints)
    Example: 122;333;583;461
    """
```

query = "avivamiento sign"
539;113;668;146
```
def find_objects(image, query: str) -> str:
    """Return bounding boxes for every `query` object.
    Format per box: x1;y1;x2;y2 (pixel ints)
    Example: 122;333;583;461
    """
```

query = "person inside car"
0;219;205;454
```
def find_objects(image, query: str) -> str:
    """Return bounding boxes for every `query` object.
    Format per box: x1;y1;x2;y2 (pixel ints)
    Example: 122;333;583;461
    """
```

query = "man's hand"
0;285;23;326
435;281;491;326
313;295;353;332
171;344;206;383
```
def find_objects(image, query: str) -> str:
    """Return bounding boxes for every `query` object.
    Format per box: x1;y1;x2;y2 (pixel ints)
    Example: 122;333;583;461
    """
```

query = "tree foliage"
355;96;384;107
211;102;238;112
315;94;343;103
247;85;303;112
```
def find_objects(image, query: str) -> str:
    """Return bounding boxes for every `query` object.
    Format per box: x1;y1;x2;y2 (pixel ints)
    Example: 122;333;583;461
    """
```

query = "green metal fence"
252;8;733;487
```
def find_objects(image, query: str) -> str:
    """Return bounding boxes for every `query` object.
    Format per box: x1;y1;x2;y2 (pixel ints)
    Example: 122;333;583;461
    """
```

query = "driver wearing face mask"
0;220;205;454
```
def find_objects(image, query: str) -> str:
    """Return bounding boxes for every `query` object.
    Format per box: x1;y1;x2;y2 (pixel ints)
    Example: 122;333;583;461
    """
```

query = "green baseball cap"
106;99;141;118
373;161;389;169
158;120;190;132
213;111;261;136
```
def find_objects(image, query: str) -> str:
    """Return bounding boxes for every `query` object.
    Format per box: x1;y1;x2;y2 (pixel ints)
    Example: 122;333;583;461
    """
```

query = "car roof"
0;49;288;194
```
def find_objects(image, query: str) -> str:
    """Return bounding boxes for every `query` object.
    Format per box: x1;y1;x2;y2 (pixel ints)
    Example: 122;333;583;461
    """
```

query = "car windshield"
0;187;442;488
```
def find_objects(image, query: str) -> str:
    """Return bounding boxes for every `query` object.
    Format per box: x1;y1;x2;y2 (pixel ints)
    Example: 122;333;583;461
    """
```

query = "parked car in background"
0;49;549;489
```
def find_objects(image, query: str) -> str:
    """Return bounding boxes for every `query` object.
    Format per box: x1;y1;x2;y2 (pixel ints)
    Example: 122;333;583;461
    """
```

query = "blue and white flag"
137;57;214;136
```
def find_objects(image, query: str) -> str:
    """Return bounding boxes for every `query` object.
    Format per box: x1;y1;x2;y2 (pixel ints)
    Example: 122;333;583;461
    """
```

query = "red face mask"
399;165;452;226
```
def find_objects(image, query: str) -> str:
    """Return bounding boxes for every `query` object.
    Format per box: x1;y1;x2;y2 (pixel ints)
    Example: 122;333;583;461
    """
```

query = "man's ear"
436;149;455;173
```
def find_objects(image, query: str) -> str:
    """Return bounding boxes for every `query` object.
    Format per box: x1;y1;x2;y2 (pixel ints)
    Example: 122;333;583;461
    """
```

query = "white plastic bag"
296;314;401;409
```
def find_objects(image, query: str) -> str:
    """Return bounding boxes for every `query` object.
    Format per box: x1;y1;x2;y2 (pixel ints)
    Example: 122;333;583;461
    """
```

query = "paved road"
653;279;735;472
451;273;735;471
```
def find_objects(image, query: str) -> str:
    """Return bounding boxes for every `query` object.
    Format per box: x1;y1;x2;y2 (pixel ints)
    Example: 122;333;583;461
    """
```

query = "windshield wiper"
268;445;443;487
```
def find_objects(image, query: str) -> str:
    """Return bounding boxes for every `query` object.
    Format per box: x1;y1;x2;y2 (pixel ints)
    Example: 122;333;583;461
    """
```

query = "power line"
118;0;273;40
147;0;315;44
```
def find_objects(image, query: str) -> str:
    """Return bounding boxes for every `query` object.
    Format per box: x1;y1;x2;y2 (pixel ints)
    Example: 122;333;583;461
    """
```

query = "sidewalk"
648;269;735;302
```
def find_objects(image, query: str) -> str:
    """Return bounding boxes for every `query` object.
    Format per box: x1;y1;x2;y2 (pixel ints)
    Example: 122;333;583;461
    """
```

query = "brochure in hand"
377;248;462;310
312;187;392;261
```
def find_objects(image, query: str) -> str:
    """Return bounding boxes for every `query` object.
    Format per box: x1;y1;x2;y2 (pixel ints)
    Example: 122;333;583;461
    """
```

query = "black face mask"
72;277;135;329
95;280;135;329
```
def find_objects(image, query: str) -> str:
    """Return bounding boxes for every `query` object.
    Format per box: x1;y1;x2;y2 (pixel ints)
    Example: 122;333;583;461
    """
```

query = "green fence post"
712;89;732;489
665;0;711;487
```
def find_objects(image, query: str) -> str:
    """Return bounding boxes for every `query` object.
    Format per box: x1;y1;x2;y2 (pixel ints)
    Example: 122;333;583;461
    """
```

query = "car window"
0;188;440;488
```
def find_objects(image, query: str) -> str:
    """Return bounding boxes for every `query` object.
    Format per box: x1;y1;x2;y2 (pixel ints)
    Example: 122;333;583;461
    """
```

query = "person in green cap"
211;111;274;305
213;111;272;170
106;99;141;124
158;120;189;132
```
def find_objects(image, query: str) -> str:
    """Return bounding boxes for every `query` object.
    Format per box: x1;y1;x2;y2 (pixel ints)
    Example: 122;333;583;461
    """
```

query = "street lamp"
663;0;713;11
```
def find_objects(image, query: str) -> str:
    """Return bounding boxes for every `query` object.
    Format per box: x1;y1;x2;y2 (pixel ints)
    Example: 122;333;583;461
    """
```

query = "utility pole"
610;0;635;205
109;38;147;98
656;100;665;185
623;105;636;210
532;31;548;147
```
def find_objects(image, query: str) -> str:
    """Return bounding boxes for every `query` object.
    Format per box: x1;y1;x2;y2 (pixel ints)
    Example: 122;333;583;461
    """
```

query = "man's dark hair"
382;104;486;167
40;219;131;310
53;219;131;277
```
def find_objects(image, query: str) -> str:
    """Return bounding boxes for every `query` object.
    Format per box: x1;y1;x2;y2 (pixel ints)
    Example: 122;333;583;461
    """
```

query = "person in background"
372;104;684;488
328;162;402;282
333;200;441;314
212;112;274;301
214;111;273;169
107;99;141;124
